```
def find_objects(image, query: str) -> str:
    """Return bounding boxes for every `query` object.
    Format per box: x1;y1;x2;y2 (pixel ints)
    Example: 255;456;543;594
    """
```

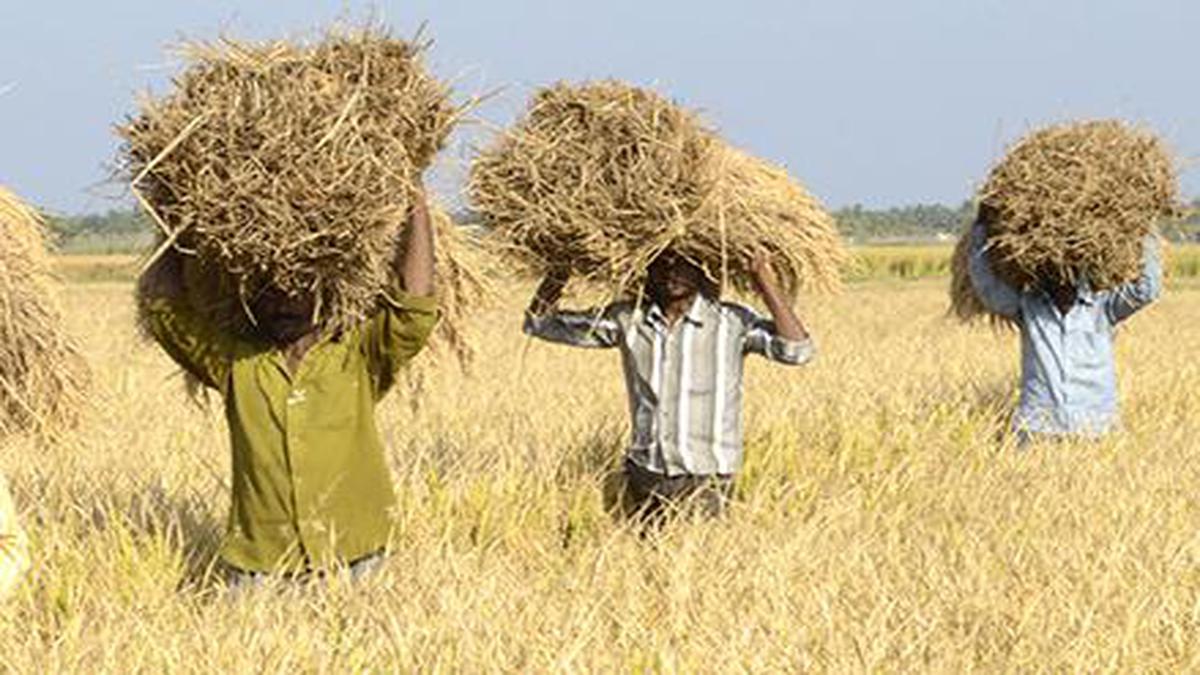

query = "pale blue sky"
0;1;1196;214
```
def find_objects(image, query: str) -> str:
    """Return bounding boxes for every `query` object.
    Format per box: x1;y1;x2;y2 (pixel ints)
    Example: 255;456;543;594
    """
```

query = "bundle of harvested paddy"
0;186;90;436
695;147;848;296
156;203;495;407
158;203;494;365
420;205;494;364
951;120;1177;322
119;25;470;339
469;81;846;297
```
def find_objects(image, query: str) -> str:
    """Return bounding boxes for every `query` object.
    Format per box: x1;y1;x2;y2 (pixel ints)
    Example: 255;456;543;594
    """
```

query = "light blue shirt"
967;221;1162;438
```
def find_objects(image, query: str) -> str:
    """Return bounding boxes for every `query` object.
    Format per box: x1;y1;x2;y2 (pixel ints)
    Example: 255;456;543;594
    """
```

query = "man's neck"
1045;283;1078;316
660;293;698;326
282;331;322;374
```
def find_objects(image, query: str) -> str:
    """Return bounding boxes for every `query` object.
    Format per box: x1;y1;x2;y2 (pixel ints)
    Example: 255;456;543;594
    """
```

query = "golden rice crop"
3;273;1199;670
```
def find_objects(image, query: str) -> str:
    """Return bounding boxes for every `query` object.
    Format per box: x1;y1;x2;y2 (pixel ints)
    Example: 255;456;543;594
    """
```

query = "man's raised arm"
743;254;814;366
967;220;1022;319
399;185;435;298
523;270;621;349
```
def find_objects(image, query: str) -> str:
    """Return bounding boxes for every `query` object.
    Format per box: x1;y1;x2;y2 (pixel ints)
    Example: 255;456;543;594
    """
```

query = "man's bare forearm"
528;269;569;317
759;283;808;341
138;247;186;301
400;191;435;297
751;256;808;341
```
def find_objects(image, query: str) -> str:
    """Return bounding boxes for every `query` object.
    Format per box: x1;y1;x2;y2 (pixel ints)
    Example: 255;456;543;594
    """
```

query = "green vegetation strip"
845;244;1200;282
52;245;1200;285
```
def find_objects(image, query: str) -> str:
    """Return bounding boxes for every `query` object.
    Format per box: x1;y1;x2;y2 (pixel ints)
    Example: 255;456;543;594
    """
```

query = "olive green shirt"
143;288;437;573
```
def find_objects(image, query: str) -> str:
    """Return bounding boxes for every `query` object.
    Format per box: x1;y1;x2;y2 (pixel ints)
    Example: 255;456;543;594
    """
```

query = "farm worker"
138;187;437;588
0;471;30;598
966;214;1162;445
525;250;814;523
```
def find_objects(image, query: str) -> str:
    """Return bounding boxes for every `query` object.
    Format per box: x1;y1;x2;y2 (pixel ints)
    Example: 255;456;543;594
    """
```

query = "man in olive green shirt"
139;192;437;585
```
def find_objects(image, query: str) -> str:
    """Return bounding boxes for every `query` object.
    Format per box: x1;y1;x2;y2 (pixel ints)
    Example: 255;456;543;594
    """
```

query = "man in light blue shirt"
966;220;1162;442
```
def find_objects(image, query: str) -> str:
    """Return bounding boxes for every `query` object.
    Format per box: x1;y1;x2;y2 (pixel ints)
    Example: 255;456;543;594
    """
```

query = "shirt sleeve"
359;287;439;399
966;219;1023;319
734;304;815;366
140;295;235;392
1105;234;1163;325
523;304;623;349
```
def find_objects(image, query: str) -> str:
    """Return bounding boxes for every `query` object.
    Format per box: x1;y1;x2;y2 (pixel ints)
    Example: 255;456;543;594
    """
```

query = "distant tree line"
41;198;1200;253
47;209;147;238
832;198;1200;242
832;202;976;241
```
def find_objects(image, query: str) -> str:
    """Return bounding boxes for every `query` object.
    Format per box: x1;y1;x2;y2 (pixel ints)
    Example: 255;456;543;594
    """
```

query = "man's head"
1035;262;1086;312
977;202;1000;229
251;285;319;346
645;251;714;306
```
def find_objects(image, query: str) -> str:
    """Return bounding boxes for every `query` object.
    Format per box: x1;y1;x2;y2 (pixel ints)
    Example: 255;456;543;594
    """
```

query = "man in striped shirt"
525;251;814;523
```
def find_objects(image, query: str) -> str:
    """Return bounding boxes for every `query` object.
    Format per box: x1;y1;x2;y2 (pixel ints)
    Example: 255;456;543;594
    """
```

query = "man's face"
252;286;318;346
647;254;706;305
1037;263;1076;291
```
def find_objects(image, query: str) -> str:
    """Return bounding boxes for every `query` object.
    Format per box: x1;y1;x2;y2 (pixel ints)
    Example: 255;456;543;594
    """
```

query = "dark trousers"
620;459;733;526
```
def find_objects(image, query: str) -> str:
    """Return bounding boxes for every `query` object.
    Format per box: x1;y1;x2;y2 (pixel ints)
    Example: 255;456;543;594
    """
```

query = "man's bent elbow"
1127;273;1163;311
1144;273;1164;305
774;339;816;366
522;313;544;339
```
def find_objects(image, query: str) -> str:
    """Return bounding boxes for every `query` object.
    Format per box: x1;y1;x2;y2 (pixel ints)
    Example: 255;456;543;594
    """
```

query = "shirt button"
287;389;307;406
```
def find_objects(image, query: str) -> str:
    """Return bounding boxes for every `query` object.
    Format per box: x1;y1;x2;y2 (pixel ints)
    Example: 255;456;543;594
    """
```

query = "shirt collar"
644;295;711;330
1075;271;1100;305
1036;281;1097;307
1036;269;1099;309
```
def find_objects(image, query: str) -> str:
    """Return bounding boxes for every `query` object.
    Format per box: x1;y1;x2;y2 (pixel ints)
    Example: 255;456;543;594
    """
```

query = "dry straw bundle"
173;204;493;363
0;187;89;437
423;206;494;364
172;203;493;404
470;81;846;297
696;147;849;296
952;120;1178;322
119;25;484;350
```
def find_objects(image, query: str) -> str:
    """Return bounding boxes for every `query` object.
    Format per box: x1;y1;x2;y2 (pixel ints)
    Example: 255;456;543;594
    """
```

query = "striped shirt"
525;295;814;476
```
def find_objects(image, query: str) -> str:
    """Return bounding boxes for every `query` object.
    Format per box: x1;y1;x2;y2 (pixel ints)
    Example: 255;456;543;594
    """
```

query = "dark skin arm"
284;190;434;371
399;182;435;297
289;184;435;370
528;267;570;316
137;246;186;301
750;254;809;341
